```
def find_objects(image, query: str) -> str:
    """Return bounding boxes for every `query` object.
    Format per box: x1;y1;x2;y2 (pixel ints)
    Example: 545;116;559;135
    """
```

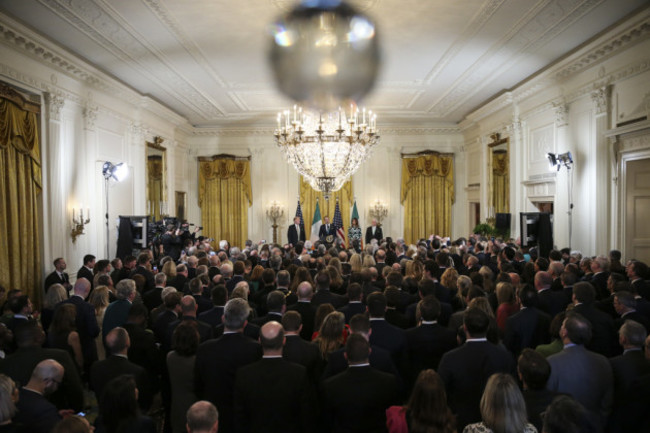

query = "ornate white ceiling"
0;0;646;128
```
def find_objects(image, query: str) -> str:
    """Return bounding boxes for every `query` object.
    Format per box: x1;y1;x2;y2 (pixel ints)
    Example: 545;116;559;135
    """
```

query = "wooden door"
625;158;650;262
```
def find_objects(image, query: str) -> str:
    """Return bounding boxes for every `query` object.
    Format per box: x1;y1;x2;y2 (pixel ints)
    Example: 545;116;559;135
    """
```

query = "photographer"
161;224;183;262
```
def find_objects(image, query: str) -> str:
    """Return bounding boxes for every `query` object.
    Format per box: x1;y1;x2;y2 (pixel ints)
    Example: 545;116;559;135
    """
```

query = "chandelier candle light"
275;104;379;198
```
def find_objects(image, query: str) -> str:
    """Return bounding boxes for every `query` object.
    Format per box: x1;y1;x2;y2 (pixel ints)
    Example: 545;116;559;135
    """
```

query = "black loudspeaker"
495;213;511;230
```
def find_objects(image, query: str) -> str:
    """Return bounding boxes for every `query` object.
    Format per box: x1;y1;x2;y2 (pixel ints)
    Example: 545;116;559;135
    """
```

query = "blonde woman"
349;254;363;273
89;285;110;360
463;373;536;433
313;311;346;361
162;260;178;285
41;283;68;334
495;282;518;332
362;254;376;269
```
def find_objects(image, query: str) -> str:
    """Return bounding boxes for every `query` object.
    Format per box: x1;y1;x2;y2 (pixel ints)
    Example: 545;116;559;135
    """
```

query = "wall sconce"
369;199;388;226
265;201;285;244
71;206;90;243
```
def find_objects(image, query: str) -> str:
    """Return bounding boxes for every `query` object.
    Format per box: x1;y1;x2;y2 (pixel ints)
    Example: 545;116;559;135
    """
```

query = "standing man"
76;255;95;290
287;216;305;247
44;257;71;293
365;218;383;244
319;216;336;242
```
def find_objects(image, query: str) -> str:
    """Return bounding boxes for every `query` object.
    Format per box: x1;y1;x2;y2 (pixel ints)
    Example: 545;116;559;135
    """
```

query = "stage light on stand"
103;161;128;258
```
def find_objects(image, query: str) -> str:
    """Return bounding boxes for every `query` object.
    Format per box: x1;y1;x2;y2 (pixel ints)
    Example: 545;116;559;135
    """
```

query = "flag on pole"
351;199;359;225
295;199;305;229
333;199;345;248
310;199;322;243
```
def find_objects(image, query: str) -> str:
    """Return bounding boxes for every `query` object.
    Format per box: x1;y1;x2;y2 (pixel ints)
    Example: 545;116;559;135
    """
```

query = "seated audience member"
168;322;200;433
386;369;455;433
186;401;219;433
463;373;536;433
94;374;156;433
0;374;19;433
542;395;597;433
322;334;399;432
52;415;94;433
14;359;68;433
90;327;152;411
517;348;561;432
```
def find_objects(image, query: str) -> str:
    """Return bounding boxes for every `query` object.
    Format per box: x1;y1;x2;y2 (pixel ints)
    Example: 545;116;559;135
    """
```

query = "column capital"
591;85;611;115
44;92;65;121
553;101;569;127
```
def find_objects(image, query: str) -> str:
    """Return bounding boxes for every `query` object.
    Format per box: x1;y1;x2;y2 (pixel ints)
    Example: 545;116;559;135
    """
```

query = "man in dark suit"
367;292;407;375
318;216;337;242
188;277;213;315
234;321;314;433
287;216;306;247
44;257;71;293
281;311;323;385
143;272;167;312
194;298;262;433
123;304;161;388
0;320;84;412
627;260;650;300
614;290;650;332
103;278;136;338
517;349;562;433
2;295;33;332
589;256;611;300
115;255;137;285
608;320;650;433
504;285;551;356
164;295;213;353
251;290;285;327
546;313;613;429
311;270;347;309
76;254;95;290
437;307;516;431
90;327;152;411
572;282;618;357
14;359;65;433
337;283;365;324
225;261;246;294
287;282;317;340
365;218;383;244
152;291;181;344
130;252;155;294
198;284;228;328
60;278;99;372
535;271;569;318
322;334;399;432
405;296;457;384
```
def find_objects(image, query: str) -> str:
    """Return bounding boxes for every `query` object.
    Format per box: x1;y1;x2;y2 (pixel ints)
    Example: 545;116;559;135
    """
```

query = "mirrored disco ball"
269;0;381;110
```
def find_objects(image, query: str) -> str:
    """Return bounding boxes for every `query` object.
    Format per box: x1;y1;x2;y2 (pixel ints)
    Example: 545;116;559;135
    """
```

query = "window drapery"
401;153;454;244
299;176;353;233
147;156;164;220
198;156;252;249
0;85;42;306
492;151;509;213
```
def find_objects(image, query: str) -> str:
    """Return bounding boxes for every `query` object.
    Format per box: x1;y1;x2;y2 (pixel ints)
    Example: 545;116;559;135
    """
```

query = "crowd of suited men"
1;233;650;433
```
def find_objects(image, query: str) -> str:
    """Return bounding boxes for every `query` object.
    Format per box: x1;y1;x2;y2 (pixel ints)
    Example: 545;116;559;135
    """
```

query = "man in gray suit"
546;313;613;432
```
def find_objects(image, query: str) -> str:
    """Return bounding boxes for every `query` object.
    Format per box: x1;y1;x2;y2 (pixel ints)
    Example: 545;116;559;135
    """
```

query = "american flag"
295;200;305;229
333;200;345;248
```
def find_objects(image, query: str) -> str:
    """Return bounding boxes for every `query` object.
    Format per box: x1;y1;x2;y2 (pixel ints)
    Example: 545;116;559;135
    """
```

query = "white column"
591;86;612;254
553;101;571;250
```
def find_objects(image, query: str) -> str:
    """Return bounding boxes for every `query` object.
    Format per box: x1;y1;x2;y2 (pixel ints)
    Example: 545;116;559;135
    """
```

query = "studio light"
103;161;128;182
546;152;573;171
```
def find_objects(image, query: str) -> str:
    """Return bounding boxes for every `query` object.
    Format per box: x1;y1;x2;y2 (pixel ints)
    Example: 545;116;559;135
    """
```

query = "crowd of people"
1;231;650;433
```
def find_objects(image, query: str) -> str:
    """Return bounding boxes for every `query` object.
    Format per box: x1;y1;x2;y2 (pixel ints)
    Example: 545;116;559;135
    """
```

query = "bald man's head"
30;359;64;395
181;295;198;316
296;282;313;300
106;327;130;355
186;400;219;433
260;321;284;352
73;278;91;297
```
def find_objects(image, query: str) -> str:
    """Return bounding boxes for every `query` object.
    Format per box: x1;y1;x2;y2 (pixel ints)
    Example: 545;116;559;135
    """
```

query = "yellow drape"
0;90;42;307
299;177;353;233
198;157;251;248
147;156;163;220
492;151;509;214
401;154;454;244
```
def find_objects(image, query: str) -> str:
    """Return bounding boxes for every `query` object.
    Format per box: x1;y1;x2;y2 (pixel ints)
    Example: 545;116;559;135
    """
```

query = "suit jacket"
226;275;244;294
143;287;164;312
385;308;410;329
365;225;383;244
0;346;84;412
131;265;155;293
322;366;399;433
405;323;457;382
287;301;317;341
251;312;284;327
102;299;132;338
198;305;225;328
438;340;516;431
632;279;650;301
369;319;407;377
287;224;306;246
76;266;94;288
234;357;314;433
152;309;178;344
60;295;100;367
193;294;213;315
164;316;213;352
44;270;69;292
503;307;551;356
338;302;366;324
609;349;650;404
123;323;162;379
312;288;347;309
573;303;618;357
323;344;401;388
214;322;260;341
90;355;152;410
194;333;262;433
283;335;323;385
14;387;61;433
615;311;650;333
590;272;610;300
523;388;563;433
319;224;337;245
537;289;568;318
546;345;613;427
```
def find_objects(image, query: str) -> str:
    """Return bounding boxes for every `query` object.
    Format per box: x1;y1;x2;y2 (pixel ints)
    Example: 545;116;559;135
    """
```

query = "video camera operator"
161;224;183;262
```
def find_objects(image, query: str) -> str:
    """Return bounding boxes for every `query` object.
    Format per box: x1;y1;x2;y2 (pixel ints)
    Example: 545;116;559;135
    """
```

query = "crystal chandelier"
274;104;379;198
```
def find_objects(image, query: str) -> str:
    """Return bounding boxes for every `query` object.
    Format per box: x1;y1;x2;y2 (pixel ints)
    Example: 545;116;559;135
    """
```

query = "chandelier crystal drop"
274;104;380;198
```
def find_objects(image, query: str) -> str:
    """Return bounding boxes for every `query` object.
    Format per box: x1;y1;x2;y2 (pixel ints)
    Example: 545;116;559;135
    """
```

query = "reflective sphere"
269;0;380;110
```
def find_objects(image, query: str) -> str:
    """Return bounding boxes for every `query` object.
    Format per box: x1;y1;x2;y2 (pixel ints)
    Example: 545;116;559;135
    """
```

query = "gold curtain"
0;88;42;307
198;157;252;248
401;154;454;244
147;156;163;220
299;177;353;234
492;151;509;213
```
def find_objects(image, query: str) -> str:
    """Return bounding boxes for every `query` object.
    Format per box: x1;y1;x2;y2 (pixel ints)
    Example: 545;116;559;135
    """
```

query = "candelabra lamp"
266;201;285;244
71;207;90;242
369;200;388;226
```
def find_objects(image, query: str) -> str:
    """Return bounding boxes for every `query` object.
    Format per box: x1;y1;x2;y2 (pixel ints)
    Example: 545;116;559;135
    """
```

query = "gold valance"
198;158;252;207
400;153;454;204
